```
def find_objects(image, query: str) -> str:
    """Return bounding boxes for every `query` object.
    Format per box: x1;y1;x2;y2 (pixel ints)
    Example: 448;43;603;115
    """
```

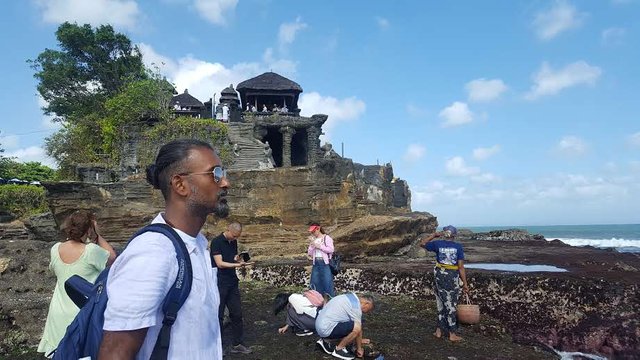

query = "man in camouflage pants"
420;225;469;341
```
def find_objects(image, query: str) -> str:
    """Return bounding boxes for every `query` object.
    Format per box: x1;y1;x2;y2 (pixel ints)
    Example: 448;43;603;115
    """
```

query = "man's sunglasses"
179;166;227;183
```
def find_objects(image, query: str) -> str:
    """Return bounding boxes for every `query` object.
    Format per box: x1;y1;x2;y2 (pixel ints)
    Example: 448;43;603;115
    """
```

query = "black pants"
218;283;244;346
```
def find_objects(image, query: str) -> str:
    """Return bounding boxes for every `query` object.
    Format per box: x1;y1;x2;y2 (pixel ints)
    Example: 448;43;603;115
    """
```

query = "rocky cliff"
42;158;411;245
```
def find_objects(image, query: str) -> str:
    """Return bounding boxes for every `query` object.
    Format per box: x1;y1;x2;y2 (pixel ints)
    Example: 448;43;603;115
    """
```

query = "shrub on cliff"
0;185;48;219
138;117;232;166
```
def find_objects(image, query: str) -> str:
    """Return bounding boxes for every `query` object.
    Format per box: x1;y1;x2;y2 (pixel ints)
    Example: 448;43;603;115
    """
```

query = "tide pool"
465;263;567;272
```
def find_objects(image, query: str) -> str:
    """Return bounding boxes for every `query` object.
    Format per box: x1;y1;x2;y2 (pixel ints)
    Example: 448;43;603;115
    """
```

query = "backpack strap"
128;223;193;360
322;235;332;259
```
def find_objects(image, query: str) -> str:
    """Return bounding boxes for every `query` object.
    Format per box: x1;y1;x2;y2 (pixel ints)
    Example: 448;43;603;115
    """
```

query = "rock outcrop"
459;229;546;242
249;258;639;359
43;157;411;246
23;213;60;243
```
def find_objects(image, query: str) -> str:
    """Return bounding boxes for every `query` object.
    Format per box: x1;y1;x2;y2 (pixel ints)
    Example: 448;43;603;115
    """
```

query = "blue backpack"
50;223;193;360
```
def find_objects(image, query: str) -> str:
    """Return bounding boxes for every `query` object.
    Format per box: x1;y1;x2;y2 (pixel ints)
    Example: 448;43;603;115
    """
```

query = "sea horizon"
462;223;640;253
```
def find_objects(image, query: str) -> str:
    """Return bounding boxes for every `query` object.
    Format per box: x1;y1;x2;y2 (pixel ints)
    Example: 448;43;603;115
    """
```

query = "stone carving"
264;141;275;167
321;142;339;159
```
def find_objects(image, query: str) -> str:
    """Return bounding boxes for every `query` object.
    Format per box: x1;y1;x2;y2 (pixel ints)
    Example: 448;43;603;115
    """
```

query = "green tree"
29;22;148;120
100;77;174;161
4;162;56;182
0;131;13;177
45;118;104;179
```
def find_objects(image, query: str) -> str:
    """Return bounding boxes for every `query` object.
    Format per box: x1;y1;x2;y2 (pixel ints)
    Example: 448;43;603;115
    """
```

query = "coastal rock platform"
1;230;638;358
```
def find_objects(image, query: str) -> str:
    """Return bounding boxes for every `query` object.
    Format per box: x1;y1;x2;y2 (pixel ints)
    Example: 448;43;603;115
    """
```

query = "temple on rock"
167;72;326;171
77;71;411;213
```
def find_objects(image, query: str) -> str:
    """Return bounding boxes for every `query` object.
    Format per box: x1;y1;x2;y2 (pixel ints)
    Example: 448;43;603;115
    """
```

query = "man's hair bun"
146;164;160;189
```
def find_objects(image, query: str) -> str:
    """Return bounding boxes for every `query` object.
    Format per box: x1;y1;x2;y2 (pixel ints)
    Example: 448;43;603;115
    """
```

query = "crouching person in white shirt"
98;139;231;360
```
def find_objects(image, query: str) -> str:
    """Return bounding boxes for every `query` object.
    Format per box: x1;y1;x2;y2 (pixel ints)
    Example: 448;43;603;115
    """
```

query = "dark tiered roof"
220;84;240;105
221;84;238;96
170;89;204;108
237;72;302;92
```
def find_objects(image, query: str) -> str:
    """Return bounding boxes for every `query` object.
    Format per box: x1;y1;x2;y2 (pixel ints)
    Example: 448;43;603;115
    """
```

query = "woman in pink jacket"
306;223;335;297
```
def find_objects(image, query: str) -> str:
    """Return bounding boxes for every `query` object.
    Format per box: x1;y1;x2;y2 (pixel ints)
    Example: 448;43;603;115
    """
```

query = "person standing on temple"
420;225;469;342
210;222;254;355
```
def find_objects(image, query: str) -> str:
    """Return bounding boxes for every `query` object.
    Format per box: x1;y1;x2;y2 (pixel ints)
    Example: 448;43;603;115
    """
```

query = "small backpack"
322;235;342;276
50;223;193;360
303;289;324;307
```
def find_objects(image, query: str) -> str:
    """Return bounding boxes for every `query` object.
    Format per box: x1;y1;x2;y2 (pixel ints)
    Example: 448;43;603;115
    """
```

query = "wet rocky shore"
1;221;639;359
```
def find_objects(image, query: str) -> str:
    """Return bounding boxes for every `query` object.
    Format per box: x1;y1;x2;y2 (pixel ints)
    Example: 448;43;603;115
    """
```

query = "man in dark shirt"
210;222;253;354
420;225;469;342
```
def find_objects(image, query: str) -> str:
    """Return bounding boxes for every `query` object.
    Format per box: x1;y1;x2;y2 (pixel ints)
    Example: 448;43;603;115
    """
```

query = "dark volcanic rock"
250;259;640;359
23;213;61;243
0;222;30;241
461;229;546;242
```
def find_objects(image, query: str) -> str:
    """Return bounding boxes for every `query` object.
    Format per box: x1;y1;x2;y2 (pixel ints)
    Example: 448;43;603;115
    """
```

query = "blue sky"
1;0;639;226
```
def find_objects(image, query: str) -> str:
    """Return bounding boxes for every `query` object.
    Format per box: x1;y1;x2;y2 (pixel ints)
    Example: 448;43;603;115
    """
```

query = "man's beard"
187;188;230;219
213;191;230;218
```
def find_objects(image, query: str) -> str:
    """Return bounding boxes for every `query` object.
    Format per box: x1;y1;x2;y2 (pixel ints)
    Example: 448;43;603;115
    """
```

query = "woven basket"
457;293;480;324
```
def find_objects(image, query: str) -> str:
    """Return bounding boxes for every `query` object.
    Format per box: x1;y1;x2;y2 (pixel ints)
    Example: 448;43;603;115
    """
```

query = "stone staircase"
227;123;273;171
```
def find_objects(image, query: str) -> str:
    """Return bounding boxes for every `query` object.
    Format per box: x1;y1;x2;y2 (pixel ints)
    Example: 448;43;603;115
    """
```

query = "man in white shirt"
99;139;230;360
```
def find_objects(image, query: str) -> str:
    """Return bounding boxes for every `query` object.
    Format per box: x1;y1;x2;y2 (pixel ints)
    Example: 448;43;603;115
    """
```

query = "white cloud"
375;16;390;30
412;181;469;207
34;0;141;31
4;146;57;168
465;78;508;103
601;27;626;45
471;173;501;183
278;17;308;52
138;43;297;103
472;145;501;160
555;135;588;157
299;92;366;140
445;156;479;177
438;101;474;127
532;0;586;40
261;48;298;76
403;144;426;162
138;43;178;74
405;103;428;118
525;61;601;100
193;0;238;26
38;95;61;130
0;135;20;150
627;132;640;148
411;171;640;225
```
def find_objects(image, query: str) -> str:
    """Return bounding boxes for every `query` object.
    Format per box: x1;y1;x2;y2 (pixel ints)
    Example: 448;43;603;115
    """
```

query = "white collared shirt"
104;214;222;360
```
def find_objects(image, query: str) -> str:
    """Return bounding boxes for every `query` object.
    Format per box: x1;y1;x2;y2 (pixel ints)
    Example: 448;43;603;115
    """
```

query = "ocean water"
465;224;640;253
464;263;567;272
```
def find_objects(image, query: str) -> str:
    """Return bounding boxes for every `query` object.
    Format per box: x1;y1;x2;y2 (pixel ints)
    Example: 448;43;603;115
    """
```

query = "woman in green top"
37;210;117;356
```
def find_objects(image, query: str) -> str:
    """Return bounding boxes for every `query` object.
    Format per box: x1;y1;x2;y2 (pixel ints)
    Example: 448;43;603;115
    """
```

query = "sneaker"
316;339;335;355
230;344;253;354
295;329;314;337
332;347;355;360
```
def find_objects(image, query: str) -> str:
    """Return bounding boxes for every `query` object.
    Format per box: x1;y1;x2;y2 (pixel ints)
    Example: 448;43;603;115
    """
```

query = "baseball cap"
442;225;457;236
308;225;320;233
